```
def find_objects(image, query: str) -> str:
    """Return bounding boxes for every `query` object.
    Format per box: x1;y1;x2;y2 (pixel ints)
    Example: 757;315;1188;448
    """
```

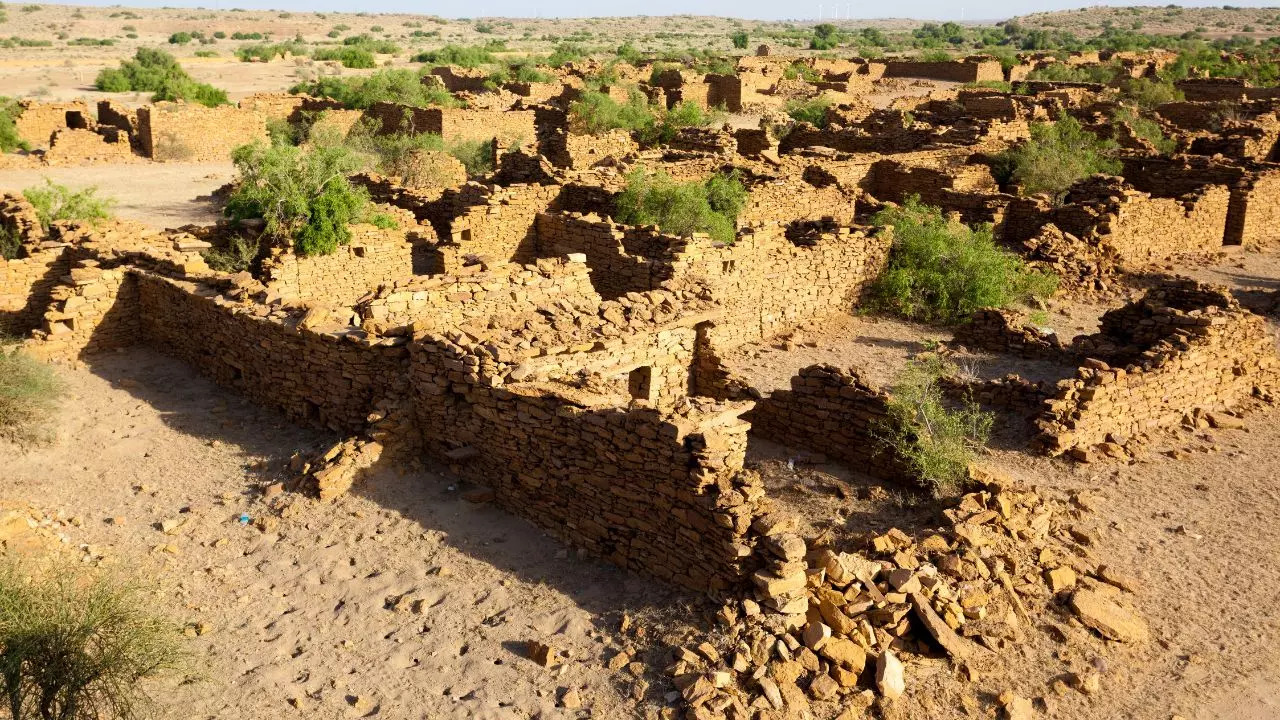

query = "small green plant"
1113;107;1175;153
0;561;183;718
411;44;494;67
0;225;20;260
730;30;748;49
201;235;259;273
963;80;1013;92
312;46;375;69
879;355;993;498
168;31;193;45
569;90;657;136
782;62;821;82
22;180;114;231
784;96;831;128
0;345;60;443
869;197;1057;324
444;138;493;178
991;115;1121;200
615;168;744;244
1119;77;1183;108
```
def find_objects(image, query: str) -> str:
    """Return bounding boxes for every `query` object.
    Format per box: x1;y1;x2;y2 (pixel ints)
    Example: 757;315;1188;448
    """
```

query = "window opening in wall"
628;366;654;402
721;260;736;274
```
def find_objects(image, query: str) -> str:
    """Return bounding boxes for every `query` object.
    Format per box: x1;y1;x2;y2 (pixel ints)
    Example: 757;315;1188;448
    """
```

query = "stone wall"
44;127;136;165
364;103;537;147
0;248;71;337
746;364;915;483
1002;181;1231;265
534;212;676;298
407;355;764;591
259;217;427;306
134;274;408;432
136;103;268;161
355;255;601;335
13;101;89;149
422;183;563;272
24;263;140;359
883;60;1004;83
1033;283;1278;459
673;224;893;349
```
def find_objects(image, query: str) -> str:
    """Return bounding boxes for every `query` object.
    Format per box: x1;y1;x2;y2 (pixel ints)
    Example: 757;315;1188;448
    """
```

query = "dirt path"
0;162;234;228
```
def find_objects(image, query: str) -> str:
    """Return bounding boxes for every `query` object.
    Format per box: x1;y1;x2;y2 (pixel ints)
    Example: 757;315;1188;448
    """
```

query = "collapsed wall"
1001;178;1231;265
1032;282;1277;459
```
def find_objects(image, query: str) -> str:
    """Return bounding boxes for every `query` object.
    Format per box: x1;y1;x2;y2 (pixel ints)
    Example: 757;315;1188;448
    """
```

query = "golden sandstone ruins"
3;45;1279;718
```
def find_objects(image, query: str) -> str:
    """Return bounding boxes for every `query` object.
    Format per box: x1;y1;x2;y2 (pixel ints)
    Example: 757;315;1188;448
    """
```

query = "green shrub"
1026;62;1119;83
235;41;307;62
992;115;1121;200
68;37;114;46
345;117;448;184
730;30;748;49
879;355;993;498
615;169;744;244
411;44;494;67
784;96;831;128
22;180;114;230
340;33;399;54
782;62;821;82
94;48;228;107
1114;107;1175;153
919;49;952;62
201;235;259;273
0;561;183;717
869;197;1058;324
291;69;458;109
224;136;381;256
569;90;657;136
168;31;193;44
445;139;493;178
546;43;585;67
229;31;264;40
810;23;841;50
615;41;641;64
0;97;28;153
1119;77;1184;108
0;226;19;260
312;46;376;69
0;346;60;443
962;79;1013;92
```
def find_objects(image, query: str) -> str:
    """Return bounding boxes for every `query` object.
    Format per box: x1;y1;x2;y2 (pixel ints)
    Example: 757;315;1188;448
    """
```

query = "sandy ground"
0;162;233;228
5;349;698;720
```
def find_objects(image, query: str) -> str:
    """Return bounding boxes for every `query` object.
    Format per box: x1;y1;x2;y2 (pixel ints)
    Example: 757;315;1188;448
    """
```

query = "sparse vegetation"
411;44;495;67
201;235;259;273
1114;107;1176;153
869;197;1058;324
879;355;993;498
22;180;114;231
95;48;228;107
0;96;27;153
0;344;60;443
224;134;390;256
784;96;831;128
992;115;1121;200
0;560;183;718
615;168;745;244
290;70;458;110
312;46;376;69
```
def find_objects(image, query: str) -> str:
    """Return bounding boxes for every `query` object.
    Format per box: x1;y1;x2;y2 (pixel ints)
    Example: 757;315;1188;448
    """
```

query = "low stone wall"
136;103;268;161
24;263;140;359
883;60;1004;83
365;103;537;147
747;364;915;483
534;212;675;298
0;248;71;337
675;224;892;350
1002;181;1231;265
355;255;600;335
421;183;563;272
13;101;89;149
44;128;136;166
259;218;427;306
408;357;765;591
1033;284;1278;459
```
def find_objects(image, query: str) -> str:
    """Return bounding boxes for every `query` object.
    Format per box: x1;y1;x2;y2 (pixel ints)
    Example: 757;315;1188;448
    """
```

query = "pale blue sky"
33;0;1280;22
